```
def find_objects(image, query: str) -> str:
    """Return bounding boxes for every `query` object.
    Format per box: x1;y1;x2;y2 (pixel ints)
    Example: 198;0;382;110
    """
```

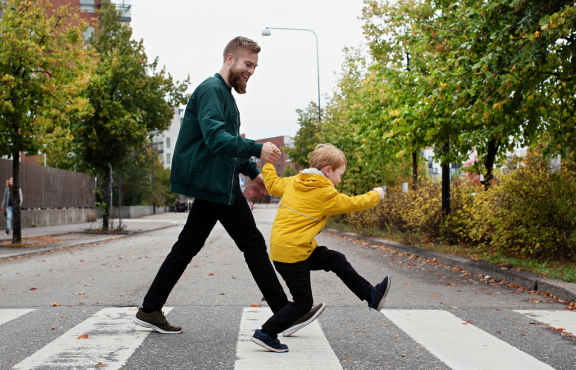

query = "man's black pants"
261;246;374;336
142;185;289;313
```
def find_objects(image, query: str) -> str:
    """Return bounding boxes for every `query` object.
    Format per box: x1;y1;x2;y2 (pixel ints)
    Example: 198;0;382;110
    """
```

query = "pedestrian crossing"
0;307;574;369
381;310;554;370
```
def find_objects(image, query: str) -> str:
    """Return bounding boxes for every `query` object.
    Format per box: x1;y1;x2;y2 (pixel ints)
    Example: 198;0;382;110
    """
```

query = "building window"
80;0;96;13
83;26;94;42
166;137;170;148
166;153;171;165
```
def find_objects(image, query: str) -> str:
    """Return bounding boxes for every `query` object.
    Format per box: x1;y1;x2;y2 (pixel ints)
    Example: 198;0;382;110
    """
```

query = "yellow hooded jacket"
262;163;380;263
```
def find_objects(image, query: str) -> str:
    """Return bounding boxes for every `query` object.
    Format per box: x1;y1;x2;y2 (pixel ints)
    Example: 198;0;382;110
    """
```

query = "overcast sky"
130;0;368;141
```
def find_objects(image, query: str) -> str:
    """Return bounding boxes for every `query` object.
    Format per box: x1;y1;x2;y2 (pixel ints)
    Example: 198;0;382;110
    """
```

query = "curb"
325;228;576;304
0;223;178;261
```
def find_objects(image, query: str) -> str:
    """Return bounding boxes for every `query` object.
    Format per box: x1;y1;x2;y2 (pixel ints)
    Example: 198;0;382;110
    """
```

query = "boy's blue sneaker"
368;275;391;311
251;329;289;353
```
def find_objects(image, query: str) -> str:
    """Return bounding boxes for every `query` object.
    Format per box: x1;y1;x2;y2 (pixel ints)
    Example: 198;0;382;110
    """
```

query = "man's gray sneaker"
282;303;326;337
133;307;182;334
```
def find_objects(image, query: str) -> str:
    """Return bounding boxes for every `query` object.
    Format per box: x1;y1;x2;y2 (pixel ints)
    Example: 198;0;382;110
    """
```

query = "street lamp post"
262;27;321;123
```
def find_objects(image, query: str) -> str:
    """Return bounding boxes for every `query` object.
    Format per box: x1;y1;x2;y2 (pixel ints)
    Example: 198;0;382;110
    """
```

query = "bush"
465;153;576;259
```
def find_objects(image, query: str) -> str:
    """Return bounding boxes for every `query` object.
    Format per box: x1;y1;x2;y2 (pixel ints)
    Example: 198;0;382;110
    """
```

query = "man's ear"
226;54;234;66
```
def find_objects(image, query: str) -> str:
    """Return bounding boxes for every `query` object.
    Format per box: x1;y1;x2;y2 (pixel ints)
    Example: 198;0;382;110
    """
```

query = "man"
134;36;325;334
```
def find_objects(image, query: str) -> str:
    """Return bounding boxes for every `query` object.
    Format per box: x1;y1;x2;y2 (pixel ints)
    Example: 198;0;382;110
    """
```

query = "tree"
319;47;413;195
53;0;189;230
283;102;322;169
0;0;96;243
282;163;298;177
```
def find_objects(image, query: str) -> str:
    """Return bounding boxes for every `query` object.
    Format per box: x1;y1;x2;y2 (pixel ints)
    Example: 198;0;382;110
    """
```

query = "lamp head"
262;29;271;36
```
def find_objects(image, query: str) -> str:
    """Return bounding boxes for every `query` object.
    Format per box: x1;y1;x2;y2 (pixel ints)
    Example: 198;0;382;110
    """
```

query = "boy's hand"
373;187;385;200
261;142;281;164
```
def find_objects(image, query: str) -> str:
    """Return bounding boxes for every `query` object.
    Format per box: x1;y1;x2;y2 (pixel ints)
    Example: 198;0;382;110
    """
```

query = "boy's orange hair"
309;144;347;170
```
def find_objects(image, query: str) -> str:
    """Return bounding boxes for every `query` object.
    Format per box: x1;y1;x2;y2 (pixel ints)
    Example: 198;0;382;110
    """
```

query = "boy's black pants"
142;185;289;314
261;246;374;336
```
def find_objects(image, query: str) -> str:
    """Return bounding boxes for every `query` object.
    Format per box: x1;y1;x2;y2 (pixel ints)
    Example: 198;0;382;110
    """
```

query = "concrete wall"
0;208;95;229
95;206;174;219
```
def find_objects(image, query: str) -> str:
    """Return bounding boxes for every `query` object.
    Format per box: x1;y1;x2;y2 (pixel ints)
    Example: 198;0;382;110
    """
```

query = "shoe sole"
282;303;326;337
374;276;392;311
250;337;289;353
133;317;182;334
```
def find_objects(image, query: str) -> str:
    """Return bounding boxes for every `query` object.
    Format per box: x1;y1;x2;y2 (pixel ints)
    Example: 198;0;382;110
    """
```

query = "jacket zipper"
229;101;241;205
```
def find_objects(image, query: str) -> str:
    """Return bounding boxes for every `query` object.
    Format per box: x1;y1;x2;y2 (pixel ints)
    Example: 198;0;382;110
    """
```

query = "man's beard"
228;64;247;94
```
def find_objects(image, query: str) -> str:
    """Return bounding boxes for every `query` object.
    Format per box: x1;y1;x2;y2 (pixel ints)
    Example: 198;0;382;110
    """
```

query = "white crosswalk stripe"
381;309;555;370
516;309;576;333
5;307;573;369
0;309;35;327
13;307;173;370
234;307;343;370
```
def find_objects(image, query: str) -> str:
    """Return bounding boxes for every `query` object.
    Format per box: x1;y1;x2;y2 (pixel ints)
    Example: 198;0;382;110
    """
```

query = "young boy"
251;144;390;353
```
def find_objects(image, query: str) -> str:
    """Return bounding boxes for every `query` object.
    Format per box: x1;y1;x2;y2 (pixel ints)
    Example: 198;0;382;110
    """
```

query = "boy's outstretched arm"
322;188;381;216
262;163;293;197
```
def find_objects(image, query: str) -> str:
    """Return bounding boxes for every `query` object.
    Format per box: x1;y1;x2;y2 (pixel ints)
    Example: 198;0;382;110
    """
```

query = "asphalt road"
0;207;575;370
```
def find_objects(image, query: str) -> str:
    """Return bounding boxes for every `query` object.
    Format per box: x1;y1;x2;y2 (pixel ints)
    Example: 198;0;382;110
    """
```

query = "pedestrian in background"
1;177;23;236
174;198;180;213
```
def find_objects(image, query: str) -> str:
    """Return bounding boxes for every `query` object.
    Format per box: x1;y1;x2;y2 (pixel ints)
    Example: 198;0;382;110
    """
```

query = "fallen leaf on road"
466;320;474;324
128;308;137;311
73;292;85;295
30;288;37;291
208;273;214;276
51;327;55;330
184;273;188;276
232;275;236;279
96;362;108;367
77;334;89;339
80;260;84;262
85;284;91;286
251;304;260;307
521;332;526;336
462;323;468;325
51;303;61;307
219;293;225;295
430;294;440;297
449;306;459;309
193;265;201;267
557;328;566;331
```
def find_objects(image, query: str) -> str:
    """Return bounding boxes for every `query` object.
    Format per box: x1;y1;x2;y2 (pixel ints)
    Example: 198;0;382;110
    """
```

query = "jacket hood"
295;169;334;192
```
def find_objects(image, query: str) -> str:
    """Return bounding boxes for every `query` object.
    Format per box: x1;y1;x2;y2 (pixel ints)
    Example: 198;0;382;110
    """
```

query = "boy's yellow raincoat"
262;163;380;263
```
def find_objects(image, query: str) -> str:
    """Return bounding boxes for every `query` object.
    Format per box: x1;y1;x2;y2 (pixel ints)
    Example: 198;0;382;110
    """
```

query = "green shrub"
466;153;576;259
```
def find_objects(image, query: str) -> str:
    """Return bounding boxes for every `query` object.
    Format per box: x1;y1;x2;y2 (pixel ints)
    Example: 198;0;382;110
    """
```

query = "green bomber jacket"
170;73;263;205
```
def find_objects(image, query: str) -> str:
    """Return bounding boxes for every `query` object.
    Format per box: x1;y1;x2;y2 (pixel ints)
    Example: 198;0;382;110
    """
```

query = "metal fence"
0;159;95;209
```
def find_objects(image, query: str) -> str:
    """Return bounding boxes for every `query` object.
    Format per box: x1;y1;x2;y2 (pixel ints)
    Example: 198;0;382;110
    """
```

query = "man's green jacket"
170;73;263;205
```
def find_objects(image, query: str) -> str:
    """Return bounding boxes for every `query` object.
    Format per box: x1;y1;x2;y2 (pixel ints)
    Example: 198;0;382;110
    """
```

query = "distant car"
247;200;254;211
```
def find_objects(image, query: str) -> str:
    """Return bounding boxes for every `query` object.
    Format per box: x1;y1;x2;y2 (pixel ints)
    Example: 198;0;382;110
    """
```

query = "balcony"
114;0;131;22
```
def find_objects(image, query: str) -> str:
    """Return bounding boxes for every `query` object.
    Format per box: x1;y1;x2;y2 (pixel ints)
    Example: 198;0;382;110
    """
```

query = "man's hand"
261;142;281;164
373;187;385;200
253;174;267;194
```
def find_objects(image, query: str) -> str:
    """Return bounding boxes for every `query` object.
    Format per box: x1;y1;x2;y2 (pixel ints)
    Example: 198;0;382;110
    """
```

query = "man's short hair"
223;36;261;63
310;144;347;170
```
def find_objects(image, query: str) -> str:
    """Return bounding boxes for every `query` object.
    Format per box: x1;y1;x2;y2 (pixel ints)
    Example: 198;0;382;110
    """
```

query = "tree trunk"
101;170;110;231
484;138;501;190
412;151;418;190
441;140;450;218
11;149;22;244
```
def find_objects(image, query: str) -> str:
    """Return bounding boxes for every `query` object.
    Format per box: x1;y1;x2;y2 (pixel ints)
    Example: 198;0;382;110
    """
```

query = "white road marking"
0;309;35;327
381;309;554;370
235;307;342;370
516;310;576;333
13;307;173;370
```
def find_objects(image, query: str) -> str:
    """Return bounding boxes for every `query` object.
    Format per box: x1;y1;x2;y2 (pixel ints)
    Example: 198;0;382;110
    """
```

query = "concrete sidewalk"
0;213;184;260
